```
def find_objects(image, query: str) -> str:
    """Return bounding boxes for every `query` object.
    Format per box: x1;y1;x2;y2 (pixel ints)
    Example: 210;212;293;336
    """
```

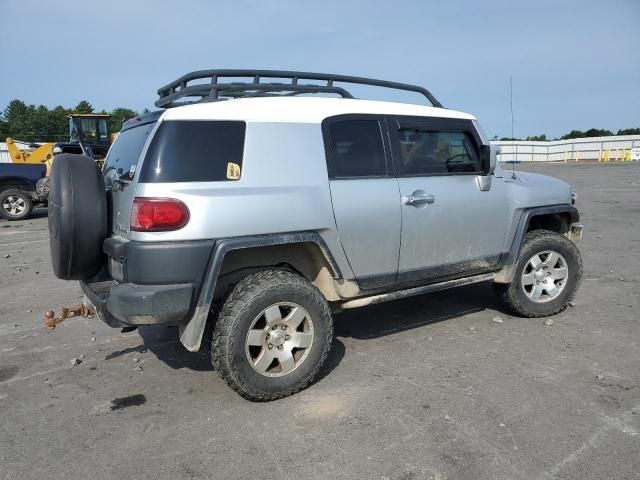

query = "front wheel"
211;269;333;401
0;189;33;221
494;229;582;317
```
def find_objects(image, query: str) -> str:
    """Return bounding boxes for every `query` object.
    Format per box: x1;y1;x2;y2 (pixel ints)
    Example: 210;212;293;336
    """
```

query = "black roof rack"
155;69;443;109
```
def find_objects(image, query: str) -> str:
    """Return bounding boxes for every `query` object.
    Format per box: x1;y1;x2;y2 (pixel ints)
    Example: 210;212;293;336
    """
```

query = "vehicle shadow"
135;325;212;371
104;325;211;371
30;208;49;219
334;281;509;340
126;281;508;378
128;324;347;380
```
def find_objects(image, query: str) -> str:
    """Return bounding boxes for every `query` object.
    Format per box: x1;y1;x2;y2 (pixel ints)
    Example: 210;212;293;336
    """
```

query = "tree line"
0;99;146;143
498;127;640;142
2;98;638;144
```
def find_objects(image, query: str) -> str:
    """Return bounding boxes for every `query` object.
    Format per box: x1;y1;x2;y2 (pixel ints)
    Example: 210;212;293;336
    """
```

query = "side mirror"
477;145;497;192
490;145;500;175
480;145;495;175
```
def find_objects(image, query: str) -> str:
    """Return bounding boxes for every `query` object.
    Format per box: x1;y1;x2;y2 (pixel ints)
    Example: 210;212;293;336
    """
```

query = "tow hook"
45;304;95;330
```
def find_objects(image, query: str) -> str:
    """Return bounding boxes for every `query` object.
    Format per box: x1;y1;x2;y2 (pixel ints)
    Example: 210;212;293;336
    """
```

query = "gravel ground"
1;162;639;480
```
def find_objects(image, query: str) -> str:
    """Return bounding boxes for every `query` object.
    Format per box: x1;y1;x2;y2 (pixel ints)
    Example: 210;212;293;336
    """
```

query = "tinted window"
397;129;480;175
103;122;155;181
140;121;246;183
328;120;387;178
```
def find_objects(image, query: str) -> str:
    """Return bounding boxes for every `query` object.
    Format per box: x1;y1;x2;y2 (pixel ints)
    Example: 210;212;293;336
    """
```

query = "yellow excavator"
5;113;112;172
5;138;55;166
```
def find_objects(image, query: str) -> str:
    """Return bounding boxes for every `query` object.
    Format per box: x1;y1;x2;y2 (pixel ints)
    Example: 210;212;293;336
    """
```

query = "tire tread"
495;229;582;318
211;269;333;402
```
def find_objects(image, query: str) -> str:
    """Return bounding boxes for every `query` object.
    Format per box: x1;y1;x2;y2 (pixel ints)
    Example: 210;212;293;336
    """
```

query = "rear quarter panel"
132;122;354;279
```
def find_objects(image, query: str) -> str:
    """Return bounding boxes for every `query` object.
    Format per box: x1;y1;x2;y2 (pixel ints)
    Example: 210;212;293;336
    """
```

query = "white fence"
491;135;640;162
3;135;639;164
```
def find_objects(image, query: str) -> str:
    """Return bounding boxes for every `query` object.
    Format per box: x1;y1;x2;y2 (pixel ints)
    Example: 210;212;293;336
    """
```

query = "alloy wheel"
245;302;314;377
521;250;569;303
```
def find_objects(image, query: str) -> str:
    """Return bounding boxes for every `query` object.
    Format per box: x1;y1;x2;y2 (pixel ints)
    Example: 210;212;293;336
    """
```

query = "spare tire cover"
49;154;107;280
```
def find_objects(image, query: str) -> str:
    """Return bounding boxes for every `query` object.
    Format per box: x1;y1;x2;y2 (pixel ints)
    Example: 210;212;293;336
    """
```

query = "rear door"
323;116;401;290
388;116;509;284
102;116;159;238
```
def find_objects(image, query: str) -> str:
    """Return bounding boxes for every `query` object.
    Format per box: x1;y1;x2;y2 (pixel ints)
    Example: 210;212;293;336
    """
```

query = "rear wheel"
494;229;582;317
0;189;33;221
211;269;333;401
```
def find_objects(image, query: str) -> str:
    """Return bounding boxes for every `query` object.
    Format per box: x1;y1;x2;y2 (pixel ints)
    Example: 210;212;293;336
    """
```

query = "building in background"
492;135;640;162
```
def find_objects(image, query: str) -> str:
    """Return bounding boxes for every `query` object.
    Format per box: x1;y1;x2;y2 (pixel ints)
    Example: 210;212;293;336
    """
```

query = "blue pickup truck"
0;163;47;220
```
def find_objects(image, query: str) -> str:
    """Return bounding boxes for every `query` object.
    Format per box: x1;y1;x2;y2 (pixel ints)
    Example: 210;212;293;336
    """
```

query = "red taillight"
130;198;190;232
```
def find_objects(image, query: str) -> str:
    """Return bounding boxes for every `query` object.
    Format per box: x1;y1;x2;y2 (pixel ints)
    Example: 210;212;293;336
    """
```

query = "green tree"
561;128;614;140
50;105;71;141
617;128;640;135
526;134;547;141
109;107;138;133
560;130;585;140
74;100;94;114
31;105;52;142
0;116;8;138
585;128;613;137
3;99;30;139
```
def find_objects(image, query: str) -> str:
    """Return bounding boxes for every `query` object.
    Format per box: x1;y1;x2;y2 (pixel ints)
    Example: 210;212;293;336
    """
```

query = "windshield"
69;117;110;143
103;122;155;183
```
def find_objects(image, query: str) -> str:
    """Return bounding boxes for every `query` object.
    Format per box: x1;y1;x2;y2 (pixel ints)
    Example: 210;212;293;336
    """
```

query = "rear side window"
326;119;387;178
139;121;246;183
396;129;480;175
103;122;155;181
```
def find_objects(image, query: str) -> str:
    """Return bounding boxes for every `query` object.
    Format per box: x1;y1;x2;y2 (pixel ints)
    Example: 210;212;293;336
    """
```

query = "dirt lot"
1;162;639;480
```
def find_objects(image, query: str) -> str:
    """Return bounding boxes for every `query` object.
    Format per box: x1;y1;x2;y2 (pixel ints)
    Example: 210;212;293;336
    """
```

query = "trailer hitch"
45;304;95;330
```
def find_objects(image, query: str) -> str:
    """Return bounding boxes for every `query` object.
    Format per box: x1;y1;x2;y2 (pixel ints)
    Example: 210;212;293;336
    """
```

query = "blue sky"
1;0;638;138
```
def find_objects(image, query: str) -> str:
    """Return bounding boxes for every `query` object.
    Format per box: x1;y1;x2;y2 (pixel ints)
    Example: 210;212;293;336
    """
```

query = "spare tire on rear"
48;154;107;280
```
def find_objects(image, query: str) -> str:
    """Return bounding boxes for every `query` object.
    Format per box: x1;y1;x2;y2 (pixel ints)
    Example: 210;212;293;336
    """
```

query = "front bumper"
81;279;193;327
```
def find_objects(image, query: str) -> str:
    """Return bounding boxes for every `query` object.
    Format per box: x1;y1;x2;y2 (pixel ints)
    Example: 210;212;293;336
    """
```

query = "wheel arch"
215;241;342;303
494;205;579;283
179;232;342;352
0;178;35;193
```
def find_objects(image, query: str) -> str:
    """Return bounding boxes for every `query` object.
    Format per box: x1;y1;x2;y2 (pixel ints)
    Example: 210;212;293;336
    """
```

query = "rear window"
103;122;155;181
326;119;388;178
139;120;246;183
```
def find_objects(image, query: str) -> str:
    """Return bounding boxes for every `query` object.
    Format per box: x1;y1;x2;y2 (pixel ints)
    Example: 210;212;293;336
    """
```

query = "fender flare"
179;231;341;352
494;205;579;283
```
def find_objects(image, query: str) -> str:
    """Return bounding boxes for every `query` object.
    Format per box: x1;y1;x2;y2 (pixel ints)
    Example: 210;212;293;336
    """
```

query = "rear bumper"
81;279;193;327
82;236;215;327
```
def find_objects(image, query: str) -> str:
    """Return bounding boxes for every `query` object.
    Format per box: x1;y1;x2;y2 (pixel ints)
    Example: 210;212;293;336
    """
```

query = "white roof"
162;97;475;124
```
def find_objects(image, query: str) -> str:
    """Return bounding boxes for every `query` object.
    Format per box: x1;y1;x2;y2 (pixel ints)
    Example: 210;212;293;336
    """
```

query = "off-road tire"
0;189;33;221
494;229;582;317
211;269;333;401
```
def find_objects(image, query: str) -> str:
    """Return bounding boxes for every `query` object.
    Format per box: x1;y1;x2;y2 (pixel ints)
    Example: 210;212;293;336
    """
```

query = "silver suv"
48;70;583;401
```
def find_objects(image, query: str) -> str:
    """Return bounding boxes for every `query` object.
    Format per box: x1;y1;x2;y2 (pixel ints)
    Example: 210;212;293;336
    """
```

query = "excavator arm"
5;137;54;165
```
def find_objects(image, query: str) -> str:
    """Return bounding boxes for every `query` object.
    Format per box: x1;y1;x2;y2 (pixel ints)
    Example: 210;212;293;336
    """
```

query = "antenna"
510;76;517;179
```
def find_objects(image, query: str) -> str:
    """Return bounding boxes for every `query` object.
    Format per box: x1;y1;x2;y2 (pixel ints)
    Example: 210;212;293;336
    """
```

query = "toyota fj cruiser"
48;70;583;401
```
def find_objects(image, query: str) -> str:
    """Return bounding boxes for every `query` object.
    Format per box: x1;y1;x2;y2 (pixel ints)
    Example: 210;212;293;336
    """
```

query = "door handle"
403;193;435;206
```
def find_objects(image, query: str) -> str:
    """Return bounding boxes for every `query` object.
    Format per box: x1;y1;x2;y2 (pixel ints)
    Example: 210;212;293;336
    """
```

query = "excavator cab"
68;115;111;147
55;114;112;163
